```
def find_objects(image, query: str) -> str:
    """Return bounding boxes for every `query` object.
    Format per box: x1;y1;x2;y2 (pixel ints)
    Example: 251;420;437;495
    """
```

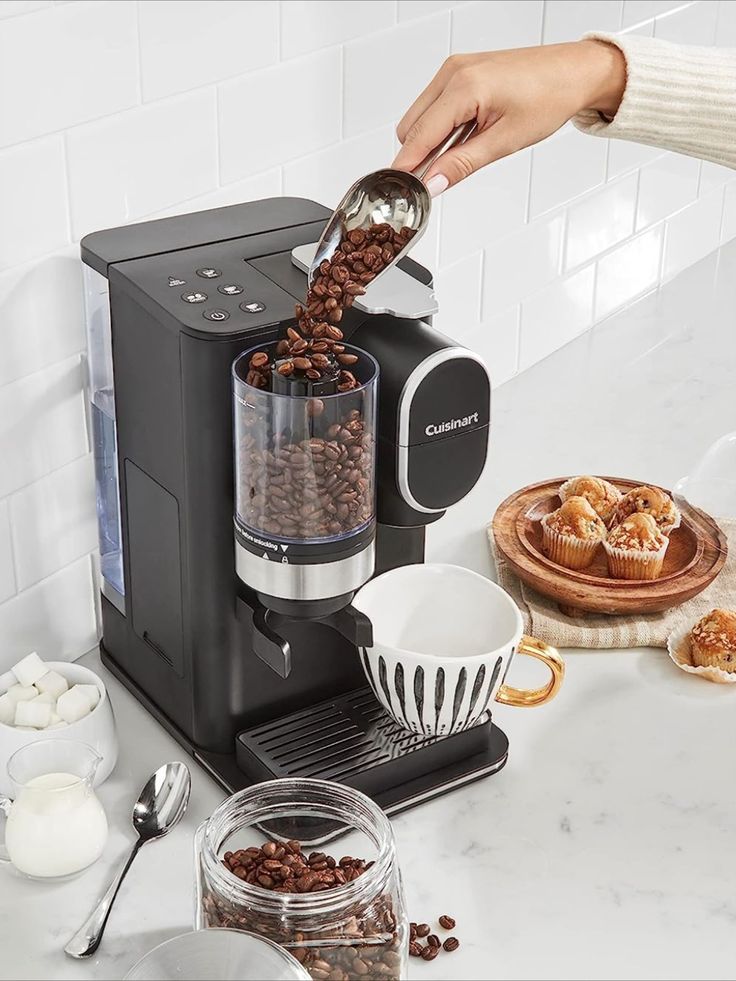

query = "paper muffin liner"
540;514;602;570
667;624;736;685
558;476;622;523
602;537;668;580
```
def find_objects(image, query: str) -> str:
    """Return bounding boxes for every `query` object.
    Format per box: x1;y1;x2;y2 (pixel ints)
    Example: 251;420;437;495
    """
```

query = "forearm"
574;32;736;170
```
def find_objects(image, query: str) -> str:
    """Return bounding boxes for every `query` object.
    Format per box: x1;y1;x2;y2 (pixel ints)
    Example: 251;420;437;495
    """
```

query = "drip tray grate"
236;687;502;801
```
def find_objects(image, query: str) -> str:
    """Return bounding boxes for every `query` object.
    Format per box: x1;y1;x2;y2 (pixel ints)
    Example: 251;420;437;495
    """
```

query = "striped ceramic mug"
352;564;564;737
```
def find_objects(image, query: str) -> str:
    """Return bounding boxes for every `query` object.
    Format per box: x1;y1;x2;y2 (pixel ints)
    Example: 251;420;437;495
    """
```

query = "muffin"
603;513;668;580
609;485;680;535
559;475;622;524
540;496;607;570
690;609;736;672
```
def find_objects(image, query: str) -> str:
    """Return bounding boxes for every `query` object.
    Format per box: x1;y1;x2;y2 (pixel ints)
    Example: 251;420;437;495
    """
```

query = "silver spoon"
309;120;477;289
65;761;191;959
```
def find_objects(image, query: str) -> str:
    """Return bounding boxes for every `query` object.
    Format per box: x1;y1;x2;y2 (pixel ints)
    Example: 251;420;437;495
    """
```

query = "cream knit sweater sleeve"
574;32;736;169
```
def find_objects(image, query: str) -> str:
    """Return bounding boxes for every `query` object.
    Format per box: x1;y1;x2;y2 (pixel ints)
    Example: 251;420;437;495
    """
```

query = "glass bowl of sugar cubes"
0;653;117;797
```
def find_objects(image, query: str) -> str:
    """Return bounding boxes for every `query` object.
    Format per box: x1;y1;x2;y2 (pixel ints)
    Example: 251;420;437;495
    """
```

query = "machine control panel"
111;237;305;338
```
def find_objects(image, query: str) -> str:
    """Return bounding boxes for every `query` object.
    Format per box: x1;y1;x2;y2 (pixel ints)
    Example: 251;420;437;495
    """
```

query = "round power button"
203;308;230;322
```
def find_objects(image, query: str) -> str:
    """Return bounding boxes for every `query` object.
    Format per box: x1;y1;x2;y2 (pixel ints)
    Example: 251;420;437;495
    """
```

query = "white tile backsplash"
0;500;16;605
0;0;733;663
543;0;623;43
343;14;449;136
219;47;341;184
519;265;596;369
0;556;97;672
283;126;396;207
139;1;279;101
452;0;544;51
565;173;637;270
0;137;70;272
636;153;700;230
0;248;85;388
434;251;484;335
654;0;718;42
66;89;218;239
0;0;139;148
9;454;97;590
482;212;565;316
0;356;88;499
281;1;395;58
622;1;687;29
594;223;664;318
530;126;608;218
441;149;531;265
662;187;724;279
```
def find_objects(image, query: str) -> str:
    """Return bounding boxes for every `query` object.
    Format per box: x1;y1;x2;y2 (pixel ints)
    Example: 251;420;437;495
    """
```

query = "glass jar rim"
199;778;396;917
232;342;379;399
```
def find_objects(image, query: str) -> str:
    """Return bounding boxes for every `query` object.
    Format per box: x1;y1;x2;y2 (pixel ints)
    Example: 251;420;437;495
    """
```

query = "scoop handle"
411;120;478;181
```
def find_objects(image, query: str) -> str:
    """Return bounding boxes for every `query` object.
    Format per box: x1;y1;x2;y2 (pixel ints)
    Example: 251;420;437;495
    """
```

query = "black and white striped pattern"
360;648;506;736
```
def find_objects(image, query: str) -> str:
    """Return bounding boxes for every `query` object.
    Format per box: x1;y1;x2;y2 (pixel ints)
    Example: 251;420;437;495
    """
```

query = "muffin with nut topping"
609;485;680;535
603;512;668;580
540;496;607;570
690;609;736;673
559;475;622;524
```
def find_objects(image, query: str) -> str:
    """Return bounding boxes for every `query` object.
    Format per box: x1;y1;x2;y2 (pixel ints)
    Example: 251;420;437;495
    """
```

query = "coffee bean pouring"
244;222;415;392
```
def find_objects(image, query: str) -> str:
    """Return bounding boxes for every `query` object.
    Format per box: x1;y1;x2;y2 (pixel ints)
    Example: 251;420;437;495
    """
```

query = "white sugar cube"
6;684;38;704
0;669;16;693
12;652;46;688
31;691;56;706
35;670;68;700
75;683;100;711
0;693;14;725
14;699;52;729
56;687;92;723
48;721;69;730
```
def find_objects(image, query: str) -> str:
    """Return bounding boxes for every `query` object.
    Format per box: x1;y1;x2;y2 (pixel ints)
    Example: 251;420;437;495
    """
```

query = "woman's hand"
392;40;626;195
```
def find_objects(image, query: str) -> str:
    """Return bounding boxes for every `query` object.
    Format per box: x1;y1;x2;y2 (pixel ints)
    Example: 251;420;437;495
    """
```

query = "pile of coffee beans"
409;916;460;961
221;839;375;893
199;838;404;981
238;409;373;539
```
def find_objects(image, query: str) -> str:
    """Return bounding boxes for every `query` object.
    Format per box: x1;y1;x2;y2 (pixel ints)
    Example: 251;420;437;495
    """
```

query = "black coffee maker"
81;197;508;812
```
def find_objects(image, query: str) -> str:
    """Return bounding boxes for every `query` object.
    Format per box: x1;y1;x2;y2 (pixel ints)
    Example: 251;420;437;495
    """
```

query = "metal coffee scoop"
309;120;477;289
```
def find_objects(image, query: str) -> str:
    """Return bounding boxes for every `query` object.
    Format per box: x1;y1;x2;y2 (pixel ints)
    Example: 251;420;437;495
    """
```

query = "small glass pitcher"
0;739;108;879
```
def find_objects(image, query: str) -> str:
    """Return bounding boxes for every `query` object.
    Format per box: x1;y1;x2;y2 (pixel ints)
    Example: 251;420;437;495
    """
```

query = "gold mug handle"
495;635;565;708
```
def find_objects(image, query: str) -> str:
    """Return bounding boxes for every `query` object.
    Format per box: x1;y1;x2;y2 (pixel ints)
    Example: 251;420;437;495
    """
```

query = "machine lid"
291;242;439;320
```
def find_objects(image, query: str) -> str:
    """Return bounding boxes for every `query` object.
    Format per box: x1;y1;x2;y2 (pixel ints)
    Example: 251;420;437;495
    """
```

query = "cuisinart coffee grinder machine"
81;197;507;811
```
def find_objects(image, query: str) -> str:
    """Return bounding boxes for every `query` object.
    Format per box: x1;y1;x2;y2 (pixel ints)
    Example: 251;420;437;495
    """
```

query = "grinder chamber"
233;342;379;613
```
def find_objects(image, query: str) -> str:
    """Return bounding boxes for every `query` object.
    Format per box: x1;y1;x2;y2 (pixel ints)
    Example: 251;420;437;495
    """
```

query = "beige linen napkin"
487;518;736;649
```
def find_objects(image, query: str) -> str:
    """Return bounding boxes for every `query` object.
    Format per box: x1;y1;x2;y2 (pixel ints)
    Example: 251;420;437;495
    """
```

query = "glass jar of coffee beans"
195;779;408;981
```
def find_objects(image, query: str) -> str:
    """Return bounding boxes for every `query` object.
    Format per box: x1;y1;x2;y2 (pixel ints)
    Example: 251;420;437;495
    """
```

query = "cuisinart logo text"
425;411;479;438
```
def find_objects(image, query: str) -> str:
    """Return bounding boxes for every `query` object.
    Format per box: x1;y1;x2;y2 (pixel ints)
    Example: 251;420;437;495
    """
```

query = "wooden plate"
492;477;727;616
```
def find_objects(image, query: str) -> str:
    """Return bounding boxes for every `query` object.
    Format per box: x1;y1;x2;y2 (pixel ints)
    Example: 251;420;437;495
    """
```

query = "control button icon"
218;283;244;296
239;300;266;313
203;308;230;322
196;267;221;279
168;276;186;287
181;291;207;303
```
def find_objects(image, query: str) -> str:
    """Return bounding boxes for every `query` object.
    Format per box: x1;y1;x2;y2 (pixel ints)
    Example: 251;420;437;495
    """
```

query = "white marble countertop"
2;244;736;981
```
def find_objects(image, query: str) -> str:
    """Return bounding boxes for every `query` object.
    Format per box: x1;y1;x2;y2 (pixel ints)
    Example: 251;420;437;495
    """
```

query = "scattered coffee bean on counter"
408;915;461;962
201;838;404;981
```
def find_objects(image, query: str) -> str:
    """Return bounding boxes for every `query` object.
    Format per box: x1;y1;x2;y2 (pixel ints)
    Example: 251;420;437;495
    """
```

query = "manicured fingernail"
426;174;449;197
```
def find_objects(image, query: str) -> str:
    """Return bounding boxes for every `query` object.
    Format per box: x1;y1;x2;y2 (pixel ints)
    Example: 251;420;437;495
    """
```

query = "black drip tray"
236;687;507;807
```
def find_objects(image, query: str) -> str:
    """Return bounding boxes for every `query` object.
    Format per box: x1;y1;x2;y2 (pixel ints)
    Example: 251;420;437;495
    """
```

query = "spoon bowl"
309;120;477;289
